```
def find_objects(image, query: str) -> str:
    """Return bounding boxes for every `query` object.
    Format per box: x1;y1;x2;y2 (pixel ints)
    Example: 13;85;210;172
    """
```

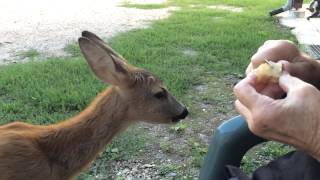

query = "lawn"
0;0;296;179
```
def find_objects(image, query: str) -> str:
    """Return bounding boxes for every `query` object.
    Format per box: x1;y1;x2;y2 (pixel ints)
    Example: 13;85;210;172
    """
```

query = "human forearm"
288;53;320;89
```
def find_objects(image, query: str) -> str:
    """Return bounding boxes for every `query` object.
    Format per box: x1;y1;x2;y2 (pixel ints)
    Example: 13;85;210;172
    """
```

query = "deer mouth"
171;108;188;122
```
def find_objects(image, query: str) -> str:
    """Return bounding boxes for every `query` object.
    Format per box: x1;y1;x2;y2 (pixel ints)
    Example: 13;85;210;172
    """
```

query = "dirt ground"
0;0;171;64
0;1;241;179
88;73;239;180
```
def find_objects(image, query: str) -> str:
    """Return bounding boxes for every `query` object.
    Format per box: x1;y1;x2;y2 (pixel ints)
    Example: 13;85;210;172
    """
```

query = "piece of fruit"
254;61;282;83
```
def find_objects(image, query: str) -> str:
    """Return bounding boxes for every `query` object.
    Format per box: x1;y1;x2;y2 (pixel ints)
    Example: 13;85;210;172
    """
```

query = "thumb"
280;60;315;85
279;72;306;93
234;73;260;109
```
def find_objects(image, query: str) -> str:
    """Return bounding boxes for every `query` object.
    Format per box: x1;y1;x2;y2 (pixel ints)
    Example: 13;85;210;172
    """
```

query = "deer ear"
78;37;129;86
82;31;124;60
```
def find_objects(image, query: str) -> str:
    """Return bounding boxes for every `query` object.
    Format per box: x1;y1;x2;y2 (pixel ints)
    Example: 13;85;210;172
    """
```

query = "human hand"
234;72;320;160
246;40;320;98
246;40;302;74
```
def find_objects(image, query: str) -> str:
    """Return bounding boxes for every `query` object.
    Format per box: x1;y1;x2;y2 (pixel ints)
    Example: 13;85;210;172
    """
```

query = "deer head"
78;31;188;124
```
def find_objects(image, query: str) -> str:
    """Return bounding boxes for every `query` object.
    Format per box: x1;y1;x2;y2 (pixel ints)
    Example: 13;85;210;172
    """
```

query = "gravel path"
0;0;170;64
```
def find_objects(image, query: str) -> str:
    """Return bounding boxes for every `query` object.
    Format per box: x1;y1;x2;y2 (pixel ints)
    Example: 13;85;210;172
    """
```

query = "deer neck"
38;87;131;176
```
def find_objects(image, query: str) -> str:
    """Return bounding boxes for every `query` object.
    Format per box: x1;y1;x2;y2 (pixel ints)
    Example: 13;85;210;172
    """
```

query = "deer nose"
172;108;188;122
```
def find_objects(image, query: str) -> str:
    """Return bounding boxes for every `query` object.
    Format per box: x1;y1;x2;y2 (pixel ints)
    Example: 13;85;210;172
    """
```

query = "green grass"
188;138;208;168
64;43;83;57
0;59;104;124
0;0;296;178
18;49;40;59
122;1;169;9
242;142;293;175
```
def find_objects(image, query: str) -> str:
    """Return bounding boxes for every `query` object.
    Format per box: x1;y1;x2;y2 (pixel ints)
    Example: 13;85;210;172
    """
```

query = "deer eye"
154;89;167;99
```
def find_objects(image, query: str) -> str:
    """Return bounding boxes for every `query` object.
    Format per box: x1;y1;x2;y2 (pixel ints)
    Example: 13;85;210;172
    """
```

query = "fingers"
236;98;291;143
236;99;281;141
235;100;252;121
283;59;317;85
250;47;283;69
278;60;290;71
250;53;269;69
279;73;305;93
245;63;253;75
234;73;260;109
284;60;307;77
259;83;285;99
249;40;300;70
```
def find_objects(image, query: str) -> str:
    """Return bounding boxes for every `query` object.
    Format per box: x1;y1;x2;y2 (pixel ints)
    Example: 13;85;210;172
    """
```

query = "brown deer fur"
0;31;188;180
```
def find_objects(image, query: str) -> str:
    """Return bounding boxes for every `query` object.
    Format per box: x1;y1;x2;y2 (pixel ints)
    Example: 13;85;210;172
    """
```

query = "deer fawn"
0;31;188;180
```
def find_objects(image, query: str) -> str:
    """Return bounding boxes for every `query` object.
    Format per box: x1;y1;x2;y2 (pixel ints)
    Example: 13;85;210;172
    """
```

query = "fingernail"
278;60;290;72
282;71;289;76
278;60;289;64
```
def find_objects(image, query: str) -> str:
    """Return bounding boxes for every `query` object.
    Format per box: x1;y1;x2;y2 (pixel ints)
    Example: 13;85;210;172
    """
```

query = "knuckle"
299;84;317;95
282;40;295;46
250;110;270;135
268;40;294;48
248;122;266;135
233;82;243;94
263;40;276;45
279;40;294;46
250;54;263;67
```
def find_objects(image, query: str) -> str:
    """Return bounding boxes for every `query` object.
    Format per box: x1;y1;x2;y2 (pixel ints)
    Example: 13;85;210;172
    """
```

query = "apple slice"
254;60;282;83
